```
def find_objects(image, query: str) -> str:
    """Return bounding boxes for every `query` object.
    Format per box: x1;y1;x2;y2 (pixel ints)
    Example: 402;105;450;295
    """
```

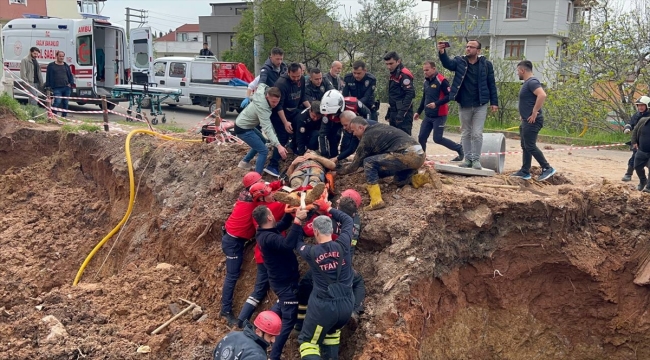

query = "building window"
235;7;246;15
9;0;27;4
566;2;572;22
180;33;188;42
504;40;525;59
169;62;187;78
204;35;211;48
572;7;583;23
506;0;527;19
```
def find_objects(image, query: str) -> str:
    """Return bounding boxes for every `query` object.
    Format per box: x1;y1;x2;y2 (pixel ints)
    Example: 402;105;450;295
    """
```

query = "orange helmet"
250;182;271;201
243;172;262;189
340;189;361;208
254;310;282;335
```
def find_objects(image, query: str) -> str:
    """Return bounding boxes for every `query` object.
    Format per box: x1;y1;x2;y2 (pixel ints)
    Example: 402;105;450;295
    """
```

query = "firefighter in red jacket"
414;60;464;161
318;90;369;158
384;51;416;135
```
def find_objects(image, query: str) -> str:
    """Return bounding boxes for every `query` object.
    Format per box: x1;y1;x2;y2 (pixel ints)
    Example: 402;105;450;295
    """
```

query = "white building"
154;24;204;58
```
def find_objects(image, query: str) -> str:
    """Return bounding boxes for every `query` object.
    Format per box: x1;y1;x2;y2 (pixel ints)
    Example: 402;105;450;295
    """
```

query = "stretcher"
112;84;182;125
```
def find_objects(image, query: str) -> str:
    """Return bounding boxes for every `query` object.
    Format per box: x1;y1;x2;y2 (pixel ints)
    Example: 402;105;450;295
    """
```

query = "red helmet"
243;172;262;189
250;183;271;201
340;189;362;208
254;310;282;336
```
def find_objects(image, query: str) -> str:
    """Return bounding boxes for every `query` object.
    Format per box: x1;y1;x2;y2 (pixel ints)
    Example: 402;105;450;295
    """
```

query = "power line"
125;7;148;37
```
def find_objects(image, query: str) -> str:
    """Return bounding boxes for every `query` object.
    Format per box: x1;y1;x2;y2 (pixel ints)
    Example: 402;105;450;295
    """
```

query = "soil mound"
1;116;649;359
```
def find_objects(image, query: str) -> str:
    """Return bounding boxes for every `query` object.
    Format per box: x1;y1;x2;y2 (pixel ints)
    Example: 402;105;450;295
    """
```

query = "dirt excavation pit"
1;115;650;360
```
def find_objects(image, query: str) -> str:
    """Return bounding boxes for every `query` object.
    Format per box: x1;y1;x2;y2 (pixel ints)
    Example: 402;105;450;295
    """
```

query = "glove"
240;97;250;108
624;128;631;134
268;180;283;191
313;198;331;214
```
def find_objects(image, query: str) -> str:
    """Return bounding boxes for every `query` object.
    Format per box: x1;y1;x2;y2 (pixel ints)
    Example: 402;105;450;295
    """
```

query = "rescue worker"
266;63;311;177
252;205;309;360
305;68;333;104
295;191;366;333
295;199;354;360
414;60;464;161
337;110;378;164
630;97;650;192
235;84;288;174
212;310;281;360
236;183;286;328
272;151;334;207
383;51;415;135
343;60;378;120
295;102;325;156
318;90;369;159
259;47;287;87
324;61;344;91
338;117;432;211
622;96;650;182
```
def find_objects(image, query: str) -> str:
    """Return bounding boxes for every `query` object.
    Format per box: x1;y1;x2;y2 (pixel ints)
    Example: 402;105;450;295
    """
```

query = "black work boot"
622;166;634;182
219;311;237;326
644;182;650;193
637;178;647;191
451;147;464;162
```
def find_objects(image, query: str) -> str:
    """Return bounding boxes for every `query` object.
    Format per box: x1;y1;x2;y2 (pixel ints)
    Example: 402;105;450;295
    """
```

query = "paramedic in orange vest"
414;61;464;162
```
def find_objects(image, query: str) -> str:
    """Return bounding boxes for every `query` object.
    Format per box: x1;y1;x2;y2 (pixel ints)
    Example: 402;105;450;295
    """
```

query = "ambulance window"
154;62;166;77
76;35;93;66
169;62;186;78
133;39;149;68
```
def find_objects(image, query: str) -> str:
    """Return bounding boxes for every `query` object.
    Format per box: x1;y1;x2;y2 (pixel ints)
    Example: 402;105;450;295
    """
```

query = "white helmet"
320;90;345;115
635;96;650;107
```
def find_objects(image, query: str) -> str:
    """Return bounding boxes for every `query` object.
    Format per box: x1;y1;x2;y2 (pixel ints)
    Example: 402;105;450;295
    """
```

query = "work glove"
268;180;283;191
312;198;331;214
624;128;631;134
240;97;250;108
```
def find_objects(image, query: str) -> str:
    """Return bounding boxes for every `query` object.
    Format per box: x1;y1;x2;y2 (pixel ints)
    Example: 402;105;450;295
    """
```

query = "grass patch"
0;93;28;120
113;120;186;133
60;123;102;133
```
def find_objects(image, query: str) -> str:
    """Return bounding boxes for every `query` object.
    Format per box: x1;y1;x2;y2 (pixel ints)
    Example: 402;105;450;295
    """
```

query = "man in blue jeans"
510;60;556;182
414;60;463;161
45;51;75;118
234;84;288;174
438;40;498;169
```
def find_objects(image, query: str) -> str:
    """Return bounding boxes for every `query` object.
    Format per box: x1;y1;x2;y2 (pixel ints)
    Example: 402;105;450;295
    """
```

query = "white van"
1;16;153;109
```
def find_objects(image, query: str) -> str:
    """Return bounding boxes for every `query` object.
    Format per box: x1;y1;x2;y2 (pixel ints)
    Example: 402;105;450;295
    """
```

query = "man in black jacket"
343;60;378;120
259;47;288;87
252;206;309;360
213;310;281;360
265;63;311;177
305;68;333;104
295;102;325;155
414;60;463;161
438;40;499;170
622;96;650;182
383;51;416;135
199;43;214;56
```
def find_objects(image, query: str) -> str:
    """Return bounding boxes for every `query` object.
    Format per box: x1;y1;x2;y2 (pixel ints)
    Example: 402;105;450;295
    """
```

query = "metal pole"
253;0;263;74
126;7;131;37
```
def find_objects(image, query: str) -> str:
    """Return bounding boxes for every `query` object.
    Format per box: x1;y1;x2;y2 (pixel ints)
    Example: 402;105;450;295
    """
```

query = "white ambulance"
1;15;154;109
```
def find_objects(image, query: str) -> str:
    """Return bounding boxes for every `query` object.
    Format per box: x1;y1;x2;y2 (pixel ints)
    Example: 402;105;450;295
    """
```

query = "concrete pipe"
480;133;506;174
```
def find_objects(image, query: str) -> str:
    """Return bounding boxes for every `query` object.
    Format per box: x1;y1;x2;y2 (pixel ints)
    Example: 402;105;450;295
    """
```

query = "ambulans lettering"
35;40;60;47
78;25;92;33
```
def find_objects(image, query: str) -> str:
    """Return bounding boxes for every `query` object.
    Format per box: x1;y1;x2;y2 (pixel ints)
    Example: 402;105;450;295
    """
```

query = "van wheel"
76;102;87;106
209;101;217;116
107;103;116;110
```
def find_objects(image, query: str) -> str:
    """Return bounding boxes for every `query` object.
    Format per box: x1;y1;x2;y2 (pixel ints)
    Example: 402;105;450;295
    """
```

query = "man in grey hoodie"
235;84;288;174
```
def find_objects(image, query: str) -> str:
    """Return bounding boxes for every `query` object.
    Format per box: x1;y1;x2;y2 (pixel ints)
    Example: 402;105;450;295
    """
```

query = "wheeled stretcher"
112;84;182;125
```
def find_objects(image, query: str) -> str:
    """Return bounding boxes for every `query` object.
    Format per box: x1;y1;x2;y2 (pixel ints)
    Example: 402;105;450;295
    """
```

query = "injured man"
273;151;336;208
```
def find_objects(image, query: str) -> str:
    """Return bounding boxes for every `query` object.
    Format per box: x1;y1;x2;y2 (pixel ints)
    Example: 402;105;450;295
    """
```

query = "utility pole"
253;0;263;74
125;7;148;38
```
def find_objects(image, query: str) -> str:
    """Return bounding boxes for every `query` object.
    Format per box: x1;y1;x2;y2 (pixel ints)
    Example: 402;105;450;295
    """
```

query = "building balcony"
429;19;491;38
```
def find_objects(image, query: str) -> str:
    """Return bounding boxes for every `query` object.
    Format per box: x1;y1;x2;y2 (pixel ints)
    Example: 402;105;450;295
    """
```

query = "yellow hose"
578;118;588;137
73;129;202;285
505;126;519;131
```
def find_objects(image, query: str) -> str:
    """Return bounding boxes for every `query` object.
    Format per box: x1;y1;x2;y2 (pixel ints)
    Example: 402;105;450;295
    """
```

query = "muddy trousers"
269;283;299;360
298;290;354;360
296;270;365;330
634;149;650;182
363;149;426;185
237;263;270;324
220;234;246;314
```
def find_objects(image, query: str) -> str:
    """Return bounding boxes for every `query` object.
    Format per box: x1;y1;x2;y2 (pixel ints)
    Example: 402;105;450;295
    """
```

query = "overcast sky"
99;0;435;35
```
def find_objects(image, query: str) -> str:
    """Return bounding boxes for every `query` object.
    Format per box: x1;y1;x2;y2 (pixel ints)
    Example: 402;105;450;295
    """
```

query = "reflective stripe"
323;330;340;345
299;342;320;357
310;325;323;344
245;297;259;306
351;239;358;246
297;314;306;319
298;305;308;310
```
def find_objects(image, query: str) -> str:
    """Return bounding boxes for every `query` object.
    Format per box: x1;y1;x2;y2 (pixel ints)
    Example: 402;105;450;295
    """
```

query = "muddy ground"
1;113;650;360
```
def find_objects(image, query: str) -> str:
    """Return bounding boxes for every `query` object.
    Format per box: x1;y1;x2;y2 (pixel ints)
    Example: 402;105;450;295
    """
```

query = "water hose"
73;129;202;285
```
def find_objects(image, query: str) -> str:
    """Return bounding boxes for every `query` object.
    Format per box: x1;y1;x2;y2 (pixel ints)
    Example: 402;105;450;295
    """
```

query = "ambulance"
1;15;154;109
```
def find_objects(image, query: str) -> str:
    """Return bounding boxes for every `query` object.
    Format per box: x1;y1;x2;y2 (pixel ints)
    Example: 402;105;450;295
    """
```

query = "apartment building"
199;2;248;59
431;0;588;84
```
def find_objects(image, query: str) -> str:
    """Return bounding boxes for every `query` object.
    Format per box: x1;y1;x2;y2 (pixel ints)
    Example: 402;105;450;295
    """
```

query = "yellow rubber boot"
411;173;431;189
364;184;386;211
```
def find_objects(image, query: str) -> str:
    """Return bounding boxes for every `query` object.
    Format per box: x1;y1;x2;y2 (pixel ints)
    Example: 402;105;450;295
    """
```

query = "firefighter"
630;96;650;192
305;68;333;104
414;60;463;161
318;90;369;159
338;117;432;211
266;63;311;177
251;205;309;360
294;199;355;360
383;51;416;135
622;96;650;182
295;101;325;156
212;310;281;360
343;60;378;120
